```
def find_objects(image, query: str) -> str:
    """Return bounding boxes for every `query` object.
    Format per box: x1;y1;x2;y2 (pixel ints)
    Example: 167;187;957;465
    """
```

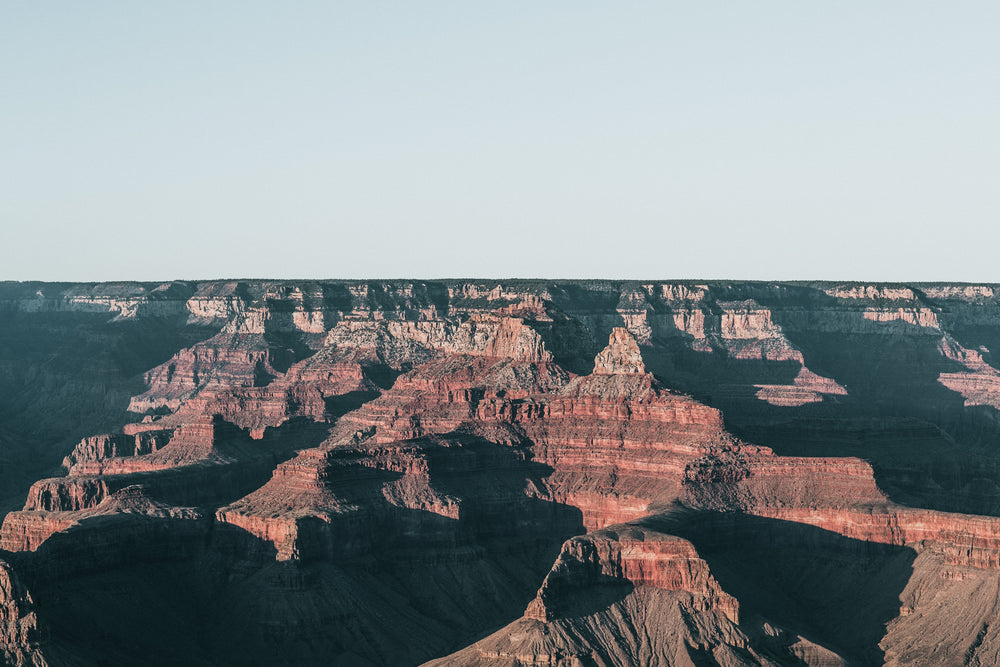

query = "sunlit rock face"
5;279;1000;665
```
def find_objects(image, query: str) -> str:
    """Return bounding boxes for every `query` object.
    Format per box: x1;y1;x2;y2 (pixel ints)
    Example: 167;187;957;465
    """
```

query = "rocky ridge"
4;280;1000;664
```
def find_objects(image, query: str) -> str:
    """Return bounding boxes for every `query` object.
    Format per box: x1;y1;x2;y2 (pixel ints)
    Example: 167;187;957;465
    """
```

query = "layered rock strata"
0;560;47;667
5;280;1000;664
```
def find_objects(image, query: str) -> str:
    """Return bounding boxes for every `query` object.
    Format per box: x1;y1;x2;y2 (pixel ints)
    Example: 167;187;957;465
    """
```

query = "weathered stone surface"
524;525;738;623
0;560;47;667
592;327;645;375
6;279;1000;665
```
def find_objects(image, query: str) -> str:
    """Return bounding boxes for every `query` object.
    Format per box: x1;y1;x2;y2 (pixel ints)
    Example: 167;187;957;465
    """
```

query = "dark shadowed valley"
4;280;1000;666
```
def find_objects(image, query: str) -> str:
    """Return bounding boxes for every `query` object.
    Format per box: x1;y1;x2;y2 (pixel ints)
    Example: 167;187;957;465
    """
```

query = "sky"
2;2;998;282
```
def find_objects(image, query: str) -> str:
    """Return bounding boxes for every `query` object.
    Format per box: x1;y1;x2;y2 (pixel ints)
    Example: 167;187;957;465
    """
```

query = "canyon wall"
3;280;1000;665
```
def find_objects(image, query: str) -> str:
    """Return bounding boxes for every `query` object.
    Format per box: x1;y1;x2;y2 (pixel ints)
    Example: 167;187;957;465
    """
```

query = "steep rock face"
433;521;836;667
54;415;271;479
183;281;249;327
524;526;738;623
215;414;584;563
679;447;1000;573
0;510;78;553
451;315;553;363
0;488;203;558
321;320;448;367
514;374;736;531
297;346;736;534
592;327;645;375
0;282;193;320
62;430;172;471
936;334;1000;411
8;279;1000;665
127;331;298;414
23;476;115;513
753;506;1000;570
0;416;322;554
205;329;775;667
881;550;1000;665
427;588;768;667
682;451;888;511
0;560;48;667
322;314;553;365
547;282;1000;455
330;357;569;446
0;289;215;510
556;284;858;411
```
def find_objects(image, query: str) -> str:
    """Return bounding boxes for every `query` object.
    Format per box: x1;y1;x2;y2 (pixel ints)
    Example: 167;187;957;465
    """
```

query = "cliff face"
0;560;47;667
523;526;740;624
5;280;1000;665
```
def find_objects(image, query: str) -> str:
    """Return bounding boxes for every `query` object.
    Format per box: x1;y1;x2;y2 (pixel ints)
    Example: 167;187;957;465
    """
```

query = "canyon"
3;280;1000;665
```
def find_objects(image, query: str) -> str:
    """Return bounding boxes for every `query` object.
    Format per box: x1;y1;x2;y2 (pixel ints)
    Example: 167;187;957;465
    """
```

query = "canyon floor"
4;280;1000;666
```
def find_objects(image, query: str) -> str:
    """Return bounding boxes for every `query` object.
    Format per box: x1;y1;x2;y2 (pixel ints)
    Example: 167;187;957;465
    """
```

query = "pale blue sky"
2;2;998;281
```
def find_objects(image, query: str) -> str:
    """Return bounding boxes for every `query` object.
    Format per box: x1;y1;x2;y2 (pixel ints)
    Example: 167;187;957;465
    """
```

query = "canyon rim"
2;279;1000;665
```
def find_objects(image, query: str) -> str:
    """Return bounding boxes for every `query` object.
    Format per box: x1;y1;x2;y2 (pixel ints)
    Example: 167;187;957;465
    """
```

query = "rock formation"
0;560;47;667
5;280;1000;664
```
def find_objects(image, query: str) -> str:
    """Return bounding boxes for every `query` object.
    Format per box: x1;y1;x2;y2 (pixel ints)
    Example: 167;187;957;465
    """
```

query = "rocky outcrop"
127;331;294;414
525;526;738;623
592;327;645;375
451;316;553;363
0;282;193;321
62;430;172;471
7;279;1000;665
0;560;47;667
753;367;849;407
430;523;771;666
682;451;888;511
752;506;1000;570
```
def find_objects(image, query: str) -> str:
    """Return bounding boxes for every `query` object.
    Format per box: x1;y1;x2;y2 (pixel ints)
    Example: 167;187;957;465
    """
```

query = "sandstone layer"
4;280;1000;665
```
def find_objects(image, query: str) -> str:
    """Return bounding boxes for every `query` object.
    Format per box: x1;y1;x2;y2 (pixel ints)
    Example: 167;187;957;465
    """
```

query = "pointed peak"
593;327;645;375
